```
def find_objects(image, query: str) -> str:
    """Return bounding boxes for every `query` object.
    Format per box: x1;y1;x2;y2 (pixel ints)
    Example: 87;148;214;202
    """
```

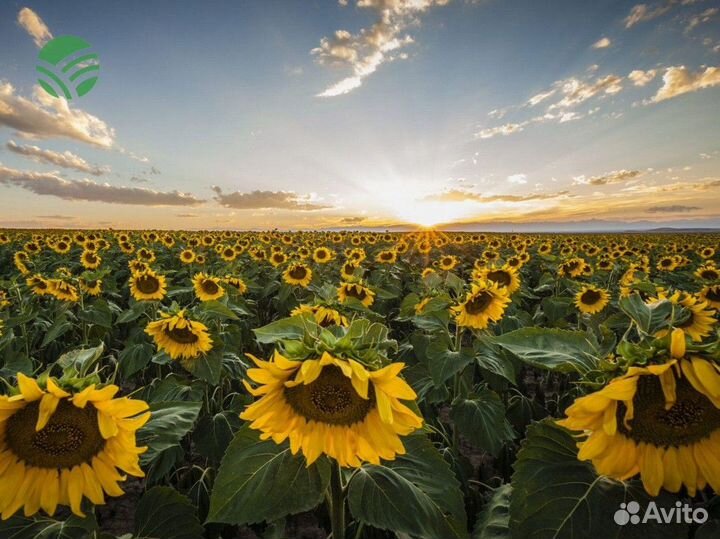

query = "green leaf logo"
36;35;100;99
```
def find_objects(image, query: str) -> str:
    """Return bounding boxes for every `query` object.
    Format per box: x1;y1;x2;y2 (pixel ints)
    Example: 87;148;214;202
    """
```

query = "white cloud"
548;74;623;110
624;3;674;28
476;121;529;139
17;7;53;48
6;140;107;176
0;82;115;148
526;89;557;107
0;164;203;205
649;65;720;103
628;69;659;86
312;0;451;97
592;37;612;49
507;173;528;184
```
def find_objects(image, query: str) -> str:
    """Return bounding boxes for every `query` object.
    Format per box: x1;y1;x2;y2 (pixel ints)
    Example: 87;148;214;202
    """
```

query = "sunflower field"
0;228;719;539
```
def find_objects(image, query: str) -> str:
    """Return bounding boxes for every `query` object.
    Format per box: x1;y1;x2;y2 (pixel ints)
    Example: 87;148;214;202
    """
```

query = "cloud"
36;214;75;220
0;164;203;206
340;216;367;223
0;82;115;147
6;140;106;175
507;173;527;184
646;205;701;213
423;188;571;203
476;121;528;139
686;7;718;32
548;74;623;110
211;187;332;210
573;169;643;185
176;213;199;218
17;7;53;48
592;37;612;49
649;65;720;102
312;0;451;97
526;89;557;107
628;69;659;86
624;2;674;28
130;176;149;183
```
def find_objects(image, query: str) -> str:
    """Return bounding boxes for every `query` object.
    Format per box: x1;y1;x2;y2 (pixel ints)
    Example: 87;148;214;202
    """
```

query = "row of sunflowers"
0;228;719;539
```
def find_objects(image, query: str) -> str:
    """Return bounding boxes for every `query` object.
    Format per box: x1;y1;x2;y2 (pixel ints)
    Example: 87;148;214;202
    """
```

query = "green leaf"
426;337;474;386
474;339;516;384
347;433;469;539
77;299;113;328
197;299;240;320
0;513;99;539
254;315;318;344
193;411;241;462
116;301;149;324
492;328;600;374
118;342;154;378
619;295;673;335
207;426;330;525
510;420;688;539
134;486;204;539
138;400;202;463
56;343;105;376
183;349;223;384
473;484;511;539
41;313;72;347
451;391;515;456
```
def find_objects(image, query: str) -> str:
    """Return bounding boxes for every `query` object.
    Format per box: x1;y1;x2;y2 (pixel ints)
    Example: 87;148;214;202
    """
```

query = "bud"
670;328;686;359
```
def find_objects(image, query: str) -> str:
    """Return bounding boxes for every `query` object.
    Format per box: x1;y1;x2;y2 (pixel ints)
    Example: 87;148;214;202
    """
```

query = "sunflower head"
192;273;225;302
130;269;167;302
0;373;149;519
291;304;348;327
337;281;375;308
145;309;213;360
452;279;510;330
575;285;610;315
224;275;248;294
283;263;313;287
241;350;422;467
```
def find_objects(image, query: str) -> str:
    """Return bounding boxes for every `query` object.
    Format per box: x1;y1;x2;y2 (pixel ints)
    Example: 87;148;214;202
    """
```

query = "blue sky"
0;0;719;230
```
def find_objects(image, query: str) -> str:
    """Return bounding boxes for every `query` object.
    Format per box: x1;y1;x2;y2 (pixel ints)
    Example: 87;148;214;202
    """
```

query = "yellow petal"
375;390;394;424
98;411;120;439
36;393;60;431
17;373;43;401
67;467;86;517
670;328;686;359
46;378;70;398
639;443;664;497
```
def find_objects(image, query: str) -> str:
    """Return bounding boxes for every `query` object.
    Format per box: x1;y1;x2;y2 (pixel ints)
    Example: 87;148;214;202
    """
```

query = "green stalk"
329;462;346;539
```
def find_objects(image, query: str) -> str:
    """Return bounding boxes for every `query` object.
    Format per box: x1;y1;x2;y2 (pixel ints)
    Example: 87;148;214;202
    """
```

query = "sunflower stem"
330;461;346;539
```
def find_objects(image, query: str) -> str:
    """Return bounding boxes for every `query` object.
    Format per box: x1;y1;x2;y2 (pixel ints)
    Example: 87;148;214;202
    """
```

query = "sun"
393;200;474;227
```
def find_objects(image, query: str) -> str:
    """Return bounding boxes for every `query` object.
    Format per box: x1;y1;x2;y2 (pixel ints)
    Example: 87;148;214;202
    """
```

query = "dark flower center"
201;280;220;295
617;375;720;446
465;291;493;315
345;285;367;301
285;366;374;425
581;289;602;305
6;400;105;469
165;325;200;344
136;275;160;294
486;270;511;287
289;266;308;279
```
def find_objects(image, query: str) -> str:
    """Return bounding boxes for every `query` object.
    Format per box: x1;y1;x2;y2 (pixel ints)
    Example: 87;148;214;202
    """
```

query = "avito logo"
36;35;100;99
614;501;708;526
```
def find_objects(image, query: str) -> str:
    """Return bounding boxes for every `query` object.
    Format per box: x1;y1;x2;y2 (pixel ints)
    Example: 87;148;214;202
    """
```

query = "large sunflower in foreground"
452;280;510;330
241;351;423;467
0;374;149;519
558;330;720;496
145;310;213;359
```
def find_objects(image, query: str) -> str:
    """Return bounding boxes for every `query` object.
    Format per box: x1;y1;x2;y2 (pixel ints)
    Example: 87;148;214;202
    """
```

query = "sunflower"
341;261;361;281
291;304;348;327
452;280;510;330
128;260;149;274
270;252;287;267
283;263;313;288
375;250;397;265
558;257;588;278
438;255;458;271
220;246;237;262
192;273;225;302
656;256;678;272
224;276;248;295
651;291;717;342
421;267;436;279
26;275;52;297
80;250;102;270
129;270;167;301
475;265;521;294
699;284;720;309
575;285;610;315
337;282;375;308
0;291;9;310
179;249;196;264
313;247;335;264
0;374;149;519
145;310;213;360
415;297;431;315
80;278;103;297
47;280;79;303
558;330;720;497
695;264;720;282
241;351;423;467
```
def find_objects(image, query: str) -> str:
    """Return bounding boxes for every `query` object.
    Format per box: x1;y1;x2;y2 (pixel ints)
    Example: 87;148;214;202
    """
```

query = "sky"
0;0;719;231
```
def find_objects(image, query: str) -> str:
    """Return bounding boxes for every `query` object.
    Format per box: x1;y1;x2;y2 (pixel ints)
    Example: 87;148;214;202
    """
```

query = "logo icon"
36;35;99;99
614;501;641;525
